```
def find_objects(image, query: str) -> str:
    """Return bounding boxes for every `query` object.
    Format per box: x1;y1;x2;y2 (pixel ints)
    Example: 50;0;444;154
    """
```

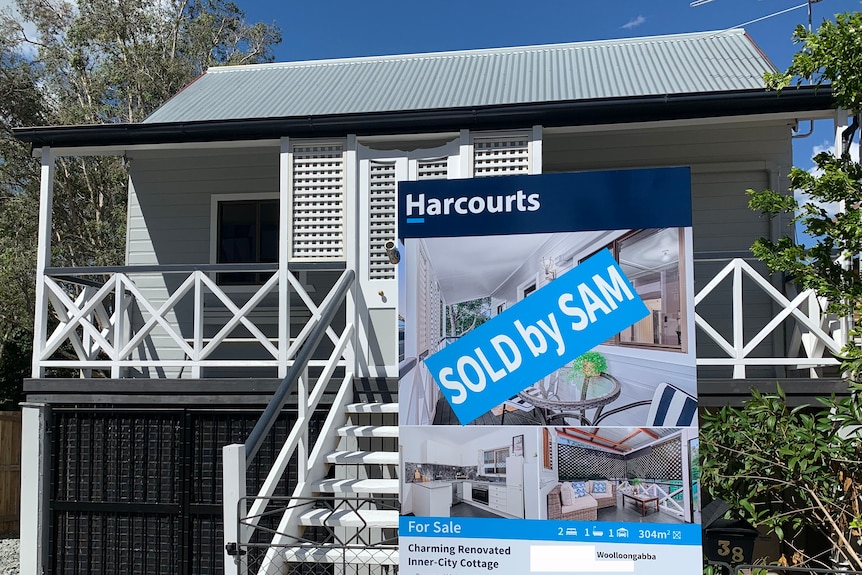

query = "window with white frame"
582;228;685;351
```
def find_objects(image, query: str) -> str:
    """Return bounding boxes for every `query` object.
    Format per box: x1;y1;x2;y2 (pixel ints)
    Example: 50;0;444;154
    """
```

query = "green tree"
702;10;862;569
701;388;862;569
446;298;491;338
749;11;862;377
0;1;281;404
0;42;44;406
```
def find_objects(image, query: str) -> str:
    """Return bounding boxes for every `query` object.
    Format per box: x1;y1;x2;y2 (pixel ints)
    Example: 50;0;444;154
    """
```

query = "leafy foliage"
0;1;280;404
764;12;862;115
700;386;862;569
749;10;862;378
704;8;862;569
569;350;607;378
446;298;491;337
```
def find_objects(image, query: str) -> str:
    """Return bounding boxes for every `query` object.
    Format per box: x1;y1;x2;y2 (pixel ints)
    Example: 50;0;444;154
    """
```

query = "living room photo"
541;426;700;524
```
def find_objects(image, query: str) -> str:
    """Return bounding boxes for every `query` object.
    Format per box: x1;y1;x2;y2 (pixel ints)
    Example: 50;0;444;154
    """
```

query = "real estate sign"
398;168;702;575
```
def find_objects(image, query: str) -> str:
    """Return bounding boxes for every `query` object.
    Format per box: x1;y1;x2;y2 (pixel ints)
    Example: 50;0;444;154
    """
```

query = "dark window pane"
217;199;278;285
218;202;257;264
259;201;279;263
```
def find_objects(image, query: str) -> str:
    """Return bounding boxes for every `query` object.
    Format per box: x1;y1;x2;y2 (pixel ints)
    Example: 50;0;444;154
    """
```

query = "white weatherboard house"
13;29;847;574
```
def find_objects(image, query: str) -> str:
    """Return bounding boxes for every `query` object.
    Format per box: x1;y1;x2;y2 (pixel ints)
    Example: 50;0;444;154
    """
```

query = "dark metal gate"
48;407;322;575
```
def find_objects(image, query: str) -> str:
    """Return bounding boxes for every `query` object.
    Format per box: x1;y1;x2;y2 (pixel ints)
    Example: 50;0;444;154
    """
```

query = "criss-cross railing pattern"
694;258;845;378
36;264;343;377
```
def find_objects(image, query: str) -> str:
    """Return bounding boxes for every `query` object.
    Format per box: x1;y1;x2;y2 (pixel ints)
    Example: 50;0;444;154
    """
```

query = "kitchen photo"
400;426;544;520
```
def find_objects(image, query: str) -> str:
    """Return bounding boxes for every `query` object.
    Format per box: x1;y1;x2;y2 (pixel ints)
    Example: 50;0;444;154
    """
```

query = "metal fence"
234;495;399;575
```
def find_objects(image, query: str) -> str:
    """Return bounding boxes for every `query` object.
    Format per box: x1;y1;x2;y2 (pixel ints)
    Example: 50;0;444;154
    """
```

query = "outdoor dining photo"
398;228;697;427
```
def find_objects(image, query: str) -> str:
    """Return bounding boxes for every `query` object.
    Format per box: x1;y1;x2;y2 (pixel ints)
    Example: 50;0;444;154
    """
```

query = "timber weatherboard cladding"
126;147;280;375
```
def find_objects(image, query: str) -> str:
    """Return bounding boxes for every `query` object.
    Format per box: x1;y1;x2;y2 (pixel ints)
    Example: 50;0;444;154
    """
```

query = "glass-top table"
516;367;621;425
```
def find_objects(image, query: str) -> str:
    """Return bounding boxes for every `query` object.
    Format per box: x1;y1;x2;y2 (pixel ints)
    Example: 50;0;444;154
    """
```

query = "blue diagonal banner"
423;249;649;424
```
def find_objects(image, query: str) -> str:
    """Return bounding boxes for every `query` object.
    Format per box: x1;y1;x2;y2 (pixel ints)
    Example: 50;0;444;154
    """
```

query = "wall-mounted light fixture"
385;240;400;264
541;256;556;280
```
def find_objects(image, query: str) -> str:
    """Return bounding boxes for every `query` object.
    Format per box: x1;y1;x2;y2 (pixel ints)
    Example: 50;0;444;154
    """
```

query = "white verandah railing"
33;258;850;380
35;263;346;378
694;258;846;378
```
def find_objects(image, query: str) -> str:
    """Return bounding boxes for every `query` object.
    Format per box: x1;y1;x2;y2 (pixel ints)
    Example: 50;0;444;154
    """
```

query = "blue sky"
237;0;861;172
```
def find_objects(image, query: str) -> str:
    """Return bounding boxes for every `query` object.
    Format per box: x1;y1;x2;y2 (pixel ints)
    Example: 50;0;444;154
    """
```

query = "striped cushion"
649;383;697;426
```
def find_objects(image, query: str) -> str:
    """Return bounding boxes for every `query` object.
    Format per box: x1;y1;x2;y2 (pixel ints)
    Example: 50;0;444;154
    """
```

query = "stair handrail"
244;268;355;466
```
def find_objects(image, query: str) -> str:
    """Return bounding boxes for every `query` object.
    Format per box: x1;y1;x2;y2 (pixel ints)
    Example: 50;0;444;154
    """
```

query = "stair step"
338;425;398;438
326;450;399;465
298;508;399;528
313;478;399;494
346;402;398;413
282;545;398;565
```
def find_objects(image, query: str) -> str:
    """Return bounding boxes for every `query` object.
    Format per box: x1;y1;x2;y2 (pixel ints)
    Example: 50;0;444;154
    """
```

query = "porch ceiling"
556;427;679;454
421;233;553;304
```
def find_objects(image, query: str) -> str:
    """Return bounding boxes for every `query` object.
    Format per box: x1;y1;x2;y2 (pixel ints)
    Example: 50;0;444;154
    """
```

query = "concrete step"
313;478;399;494
297;508;399;528
346;402;398;414
326;450;399;465
281;545;398;565
337;425;398;438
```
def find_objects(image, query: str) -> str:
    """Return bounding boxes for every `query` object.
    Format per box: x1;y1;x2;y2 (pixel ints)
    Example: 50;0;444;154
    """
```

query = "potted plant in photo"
567;350;608;386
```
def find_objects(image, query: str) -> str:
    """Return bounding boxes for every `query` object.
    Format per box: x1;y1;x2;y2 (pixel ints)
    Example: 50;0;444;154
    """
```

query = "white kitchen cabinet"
489;484;507;513
463;482;472;502
422;441;438;464
423;441;459;465
507;485;524;518
461;450;477;467
413;482;452;517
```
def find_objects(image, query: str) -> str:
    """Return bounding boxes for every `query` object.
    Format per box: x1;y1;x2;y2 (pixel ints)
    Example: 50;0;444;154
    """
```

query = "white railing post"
223;443;248;575
278;137;291;379
192;271;203;378
112;275;125;378
297;369;308;480
32;148;55;378
732;261;745;378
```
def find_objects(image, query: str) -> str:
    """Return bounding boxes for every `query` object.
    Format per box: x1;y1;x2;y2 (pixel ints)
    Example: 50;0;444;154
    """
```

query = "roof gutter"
12;86;834;149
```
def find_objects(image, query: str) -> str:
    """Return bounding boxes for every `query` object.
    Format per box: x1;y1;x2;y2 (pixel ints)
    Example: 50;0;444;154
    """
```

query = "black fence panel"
49;406;327;575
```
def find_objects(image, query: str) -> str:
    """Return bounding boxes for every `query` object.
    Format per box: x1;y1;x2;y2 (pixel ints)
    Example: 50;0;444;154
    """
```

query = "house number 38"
717;540;745;563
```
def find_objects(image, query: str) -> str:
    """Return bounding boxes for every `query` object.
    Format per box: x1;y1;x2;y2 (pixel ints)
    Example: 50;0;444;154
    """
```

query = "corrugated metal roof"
144;29;776;124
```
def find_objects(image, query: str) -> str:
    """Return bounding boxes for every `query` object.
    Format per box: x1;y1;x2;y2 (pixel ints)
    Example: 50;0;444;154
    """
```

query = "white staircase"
295;397;400;537
237;379;401;575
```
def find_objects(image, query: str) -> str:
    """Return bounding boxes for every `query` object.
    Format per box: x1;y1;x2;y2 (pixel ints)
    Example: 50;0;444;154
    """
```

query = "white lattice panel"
417;249;429;355
417;157;448;180
430;279;441;351
474;135;530;177
292;144;345;259
368;160;397;280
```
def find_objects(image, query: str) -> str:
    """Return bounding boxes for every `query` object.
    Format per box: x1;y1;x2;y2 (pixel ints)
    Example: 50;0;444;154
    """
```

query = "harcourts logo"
404;190;540;222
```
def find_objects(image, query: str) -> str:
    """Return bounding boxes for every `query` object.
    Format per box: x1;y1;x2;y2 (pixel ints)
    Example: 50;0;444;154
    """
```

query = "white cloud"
621;15;646;30
793;140;860;219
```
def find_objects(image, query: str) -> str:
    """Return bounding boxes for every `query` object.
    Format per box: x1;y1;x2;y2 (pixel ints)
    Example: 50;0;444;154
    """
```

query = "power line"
728;3;808;31
691;1;817;33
